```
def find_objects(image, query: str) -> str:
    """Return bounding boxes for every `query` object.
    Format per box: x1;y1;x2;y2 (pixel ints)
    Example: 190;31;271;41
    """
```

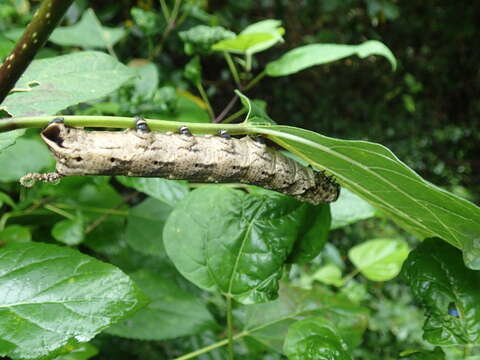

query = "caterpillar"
21;118;340;204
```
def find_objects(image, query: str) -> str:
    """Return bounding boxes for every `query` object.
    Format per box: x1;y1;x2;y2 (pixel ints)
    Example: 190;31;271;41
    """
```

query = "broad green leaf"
0;242;146;359
50;9;125;49
116;176;188;207
0;226;31;243
125;198;172;257
106;270;216;340
312;264;344;287
212;33;276;55
52;343;98;360
330;188;377;229
237;93;480;269
402;348;445;360
239;19;285;55
348;238;409;281
402;238;480;346
0;35;15;60
130;7;163;36
163;186;328;304
52;214;85;246
266;40;396;76
242;284;368;352
155;95;210;123
0;130;25;153
284;317;351;360
179;25;235;55
1;51;134;116
0;137;53;182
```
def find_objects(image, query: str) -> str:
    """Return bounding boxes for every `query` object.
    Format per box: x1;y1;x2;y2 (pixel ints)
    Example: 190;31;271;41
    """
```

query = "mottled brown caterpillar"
23;118;340;204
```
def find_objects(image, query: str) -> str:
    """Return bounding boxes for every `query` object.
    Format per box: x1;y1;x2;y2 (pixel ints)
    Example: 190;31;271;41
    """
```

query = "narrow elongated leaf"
242;284;368;352
0;242;146;359
212;33;275;54
1;51;134;116
348;238;409;281
0;138;53;182
330;188;377;229
50;9;125;48
125;198;172;257
163;186;327;304
403;348;445;360
402;239;480;346
0;130;25;153
106;270;216;340
238;92;480;268
266;40;396;76
52;343;98;360
284;317;352;360
116;176;188;207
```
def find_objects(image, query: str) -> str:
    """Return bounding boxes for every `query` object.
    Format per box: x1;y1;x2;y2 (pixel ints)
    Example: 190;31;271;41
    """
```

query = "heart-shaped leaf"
163;186;328;304
0;242;146;359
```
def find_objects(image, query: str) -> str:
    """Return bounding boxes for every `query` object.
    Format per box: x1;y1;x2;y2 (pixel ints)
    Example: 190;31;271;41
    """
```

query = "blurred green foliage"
1;1;479;359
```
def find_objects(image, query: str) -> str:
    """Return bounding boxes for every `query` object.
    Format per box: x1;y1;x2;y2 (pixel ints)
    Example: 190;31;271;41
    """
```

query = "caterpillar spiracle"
21;118;340;205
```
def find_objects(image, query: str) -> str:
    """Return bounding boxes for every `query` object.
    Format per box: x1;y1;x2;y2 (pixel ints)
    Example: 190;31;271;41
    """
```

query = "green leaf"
330;188;377;229
130;7;163;36
52;343;98;360
284;317;352;360
52;214;85;246
266;40;397;76
1;51;134;117
402;348;445;360
179;25;235;55
402;238;480;346
106;270;216;340
50;9;125;49
125;198;172;257
239;19;285;55
242;284;368;352
0;129;25;153
0;242;146;359
311;264;344;287
163;186;326;304
237;93;480;269
0;137;53;182
348;238;409;281
0;191;16;208
212;33;276;55
287;203;331;264
0;226;31;243
184;56;202;86
116;176;188;207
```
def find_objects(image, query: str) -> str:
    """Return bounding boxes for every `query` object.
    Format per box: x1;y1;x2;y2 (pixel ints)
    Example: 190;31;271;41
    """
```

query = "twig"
0;0;75;104
214;95;239;123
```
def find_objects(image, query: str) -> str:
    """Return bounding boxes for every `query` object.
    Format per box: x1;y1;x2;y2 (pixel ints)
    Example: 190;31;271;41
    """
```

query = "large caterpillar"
22;118;340;204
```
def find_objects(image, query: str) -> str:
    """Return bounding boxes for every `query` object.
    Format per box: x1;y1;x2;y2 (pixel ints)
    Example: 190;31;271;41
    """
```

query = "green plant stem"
0;115;255;135
245;54;252;73
222;108;247;124
243;70;266;91
52;203;129;216
155;0;182;57
196;83;215;120
159;0;171;21
44;204;75;220
224;52;241;87
0;0;75;103
226;296;235;360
